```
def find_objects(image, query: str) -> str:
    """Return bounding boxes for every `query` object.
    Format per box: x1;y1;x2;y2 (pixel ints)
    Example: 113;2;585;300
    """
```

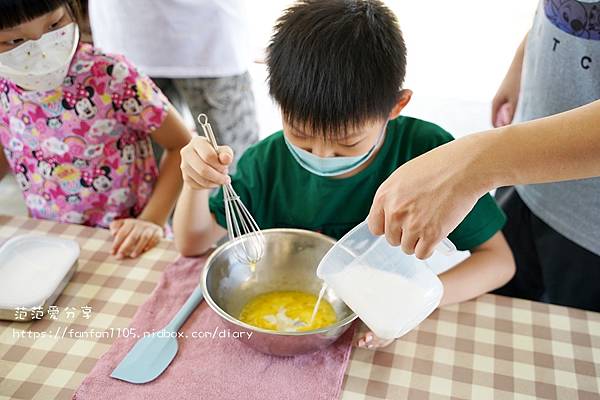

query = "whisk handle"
197;113;220;151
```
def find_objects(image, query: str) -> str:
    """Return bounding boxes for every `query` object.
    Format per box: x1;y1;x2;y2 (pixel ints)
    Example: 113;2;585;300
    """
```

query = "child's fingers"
185;155;230;186
148;230;163;249
217;145;234;165
493;102;513;127
129;228;154;258
356;332;374;348
180;137;232;188
356;332;394;349
111;221;135;255
191;137;228;173
184;139;230;183
497;103;514;127
181;163;228;189
181;169;213;190
181;137;224;170
144;235;160;252
109;219;125;235
116;229;140;259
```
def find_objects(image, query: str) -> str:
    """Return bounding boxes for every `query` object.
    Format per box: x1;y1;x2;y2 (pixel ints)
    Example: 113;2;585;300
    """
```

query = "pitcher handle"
434;238;456;255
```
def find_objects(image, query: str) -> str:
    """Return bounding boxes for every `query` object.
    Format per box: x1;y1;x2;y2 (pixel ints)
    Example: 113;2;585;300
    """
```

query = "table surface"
0;215;599;400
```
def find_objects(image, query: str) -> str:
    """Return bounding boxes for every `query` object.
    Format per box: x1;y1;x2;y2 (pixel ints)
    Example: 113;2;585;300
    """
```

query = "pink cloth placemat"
73;257;355;400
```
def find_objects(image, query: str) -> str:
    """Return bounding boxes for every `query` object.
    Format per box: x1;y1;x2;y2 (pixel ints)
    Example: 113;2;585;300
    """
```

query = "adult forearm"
473;99;600;192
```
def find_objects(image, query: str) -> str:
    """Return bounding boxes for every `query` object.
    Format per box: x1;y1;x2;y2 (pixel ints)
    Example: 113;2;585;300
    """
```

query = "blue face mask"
284;122;388;177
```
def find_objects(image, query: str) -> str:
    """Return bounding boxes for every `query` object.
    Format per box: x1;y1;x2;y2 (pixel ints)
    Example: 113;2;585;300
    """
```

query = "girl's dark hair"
267;0;407;139
0;0;82;30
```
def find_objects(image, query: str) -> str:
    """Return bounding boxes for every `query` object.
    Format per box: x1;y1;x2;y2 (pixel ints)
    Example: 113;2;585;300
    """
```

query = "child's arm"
110;106;192;259
491;32;528;127
173;186;227;256
0;145;8;180
139;108;192;225
438;231;515;306
172;136;231;256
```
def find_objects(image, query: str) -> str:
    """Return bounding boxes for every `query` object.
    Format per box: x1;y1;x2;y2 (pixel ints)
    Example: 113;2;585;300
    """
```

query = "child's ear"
388;89;413;120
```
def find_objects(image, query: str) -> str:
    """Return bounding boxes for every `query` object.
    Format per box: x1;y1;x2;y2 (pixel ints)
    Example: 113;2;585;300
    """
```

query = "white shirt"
89;0;251;78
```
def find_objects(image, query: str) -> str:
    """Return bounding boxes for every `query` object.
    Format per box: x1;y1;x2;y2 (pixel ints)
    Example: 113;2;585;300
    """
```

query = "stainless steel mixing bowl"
201;229;357;356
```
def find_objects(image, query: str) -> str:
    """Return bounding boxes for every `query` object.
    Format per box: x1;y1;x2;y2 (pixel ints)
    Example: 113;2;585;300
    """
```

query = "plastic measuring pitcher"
316;220;455;339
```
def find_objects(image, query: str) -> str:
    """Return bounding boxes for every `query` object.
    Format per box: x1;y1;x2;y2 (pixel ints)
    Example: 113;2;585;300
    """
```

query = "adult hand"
367;137;486;259
369;95;600;259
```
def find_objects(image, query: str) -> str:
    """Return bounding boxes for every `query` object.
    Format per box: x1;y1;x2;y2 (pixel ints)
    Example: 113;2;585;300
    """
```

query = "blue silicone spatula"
110;285;204;384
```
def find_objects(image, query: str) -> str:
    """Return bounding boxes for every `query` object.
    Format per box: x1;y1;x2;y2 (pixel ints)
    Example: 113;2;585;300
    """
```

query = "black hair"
0;0;81;30
267;0;407;139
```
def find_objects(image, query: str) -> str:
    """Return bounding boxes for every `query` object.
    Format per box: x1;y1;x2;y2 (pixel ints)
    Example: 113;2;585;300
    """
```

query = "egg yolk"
239;290;337;332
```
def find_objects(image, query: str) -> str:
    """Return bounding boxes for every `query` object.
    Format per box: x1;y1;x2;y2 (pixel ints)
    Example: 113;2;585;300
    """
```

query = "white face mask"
0;23;79;92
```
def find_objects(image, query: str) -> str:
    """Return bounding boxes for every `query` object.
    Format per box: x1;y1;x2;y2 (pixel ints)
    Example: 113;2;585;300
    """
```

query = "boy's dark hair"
0;0;82;30
267;0;407;139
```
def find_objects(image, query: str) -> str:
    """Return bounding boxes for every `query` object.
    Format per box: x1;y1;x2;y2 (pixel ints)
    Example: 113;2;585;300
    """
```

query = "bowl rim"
200;228;358;336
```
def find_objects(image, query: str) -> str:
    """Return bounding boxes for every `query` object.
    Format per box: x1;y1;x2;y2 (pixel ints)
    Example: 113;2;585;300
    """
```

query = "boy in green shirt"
174;0;515;349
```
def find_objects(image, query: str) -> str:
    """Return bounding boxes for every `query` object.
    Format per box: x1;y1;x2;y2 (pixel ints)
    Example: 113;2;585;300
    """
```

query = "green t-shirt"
209;116;505;251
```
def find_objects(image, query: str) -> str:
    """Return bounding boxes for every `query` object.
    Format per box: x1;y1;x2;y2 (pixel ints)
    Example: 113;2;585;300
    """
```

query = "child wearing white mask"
0;0;192;259
174;1;515;349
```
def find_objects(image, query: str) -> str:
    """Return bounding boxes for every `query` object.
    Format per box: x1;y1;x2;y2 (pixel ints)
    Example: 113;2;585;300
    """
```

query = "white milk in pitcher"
316;220;446;340
323;260;433;339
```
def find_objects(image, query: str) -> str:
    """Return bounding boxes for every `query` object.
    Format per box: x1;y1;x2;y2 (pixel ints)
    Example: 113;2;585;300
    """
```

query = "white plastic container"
316;221;454;339
0;235;80;321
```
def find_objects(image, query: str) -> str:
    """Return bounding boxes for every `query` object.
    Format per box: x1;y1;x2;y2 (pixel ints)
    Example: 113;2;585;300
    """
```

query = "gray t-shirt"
515;0;600;255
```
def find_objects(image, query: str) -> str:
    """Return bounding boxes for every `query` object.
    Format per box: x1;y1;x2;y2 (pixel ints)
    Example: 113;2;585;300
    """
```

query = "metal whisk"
197;113;265;265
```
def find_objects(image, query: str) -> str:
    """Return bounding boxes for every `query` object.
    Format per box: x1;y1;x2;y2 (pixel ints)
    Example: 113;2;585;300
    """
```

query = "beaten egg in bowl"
239;290;337;332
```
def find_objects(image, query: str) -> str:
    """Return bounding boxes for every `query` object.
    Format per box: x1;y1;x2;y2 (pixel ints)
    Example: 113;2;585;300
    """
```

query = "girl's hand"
180;136;234;190
356;331;395;349
491;77;520;128
492;63;521;127
109;218;164;259
491;34;526;127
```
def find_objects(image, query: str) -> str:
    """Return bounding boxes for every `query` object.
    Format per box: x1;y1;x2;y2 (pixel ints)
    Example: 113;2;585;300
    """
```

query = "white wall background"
247;0;538;138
